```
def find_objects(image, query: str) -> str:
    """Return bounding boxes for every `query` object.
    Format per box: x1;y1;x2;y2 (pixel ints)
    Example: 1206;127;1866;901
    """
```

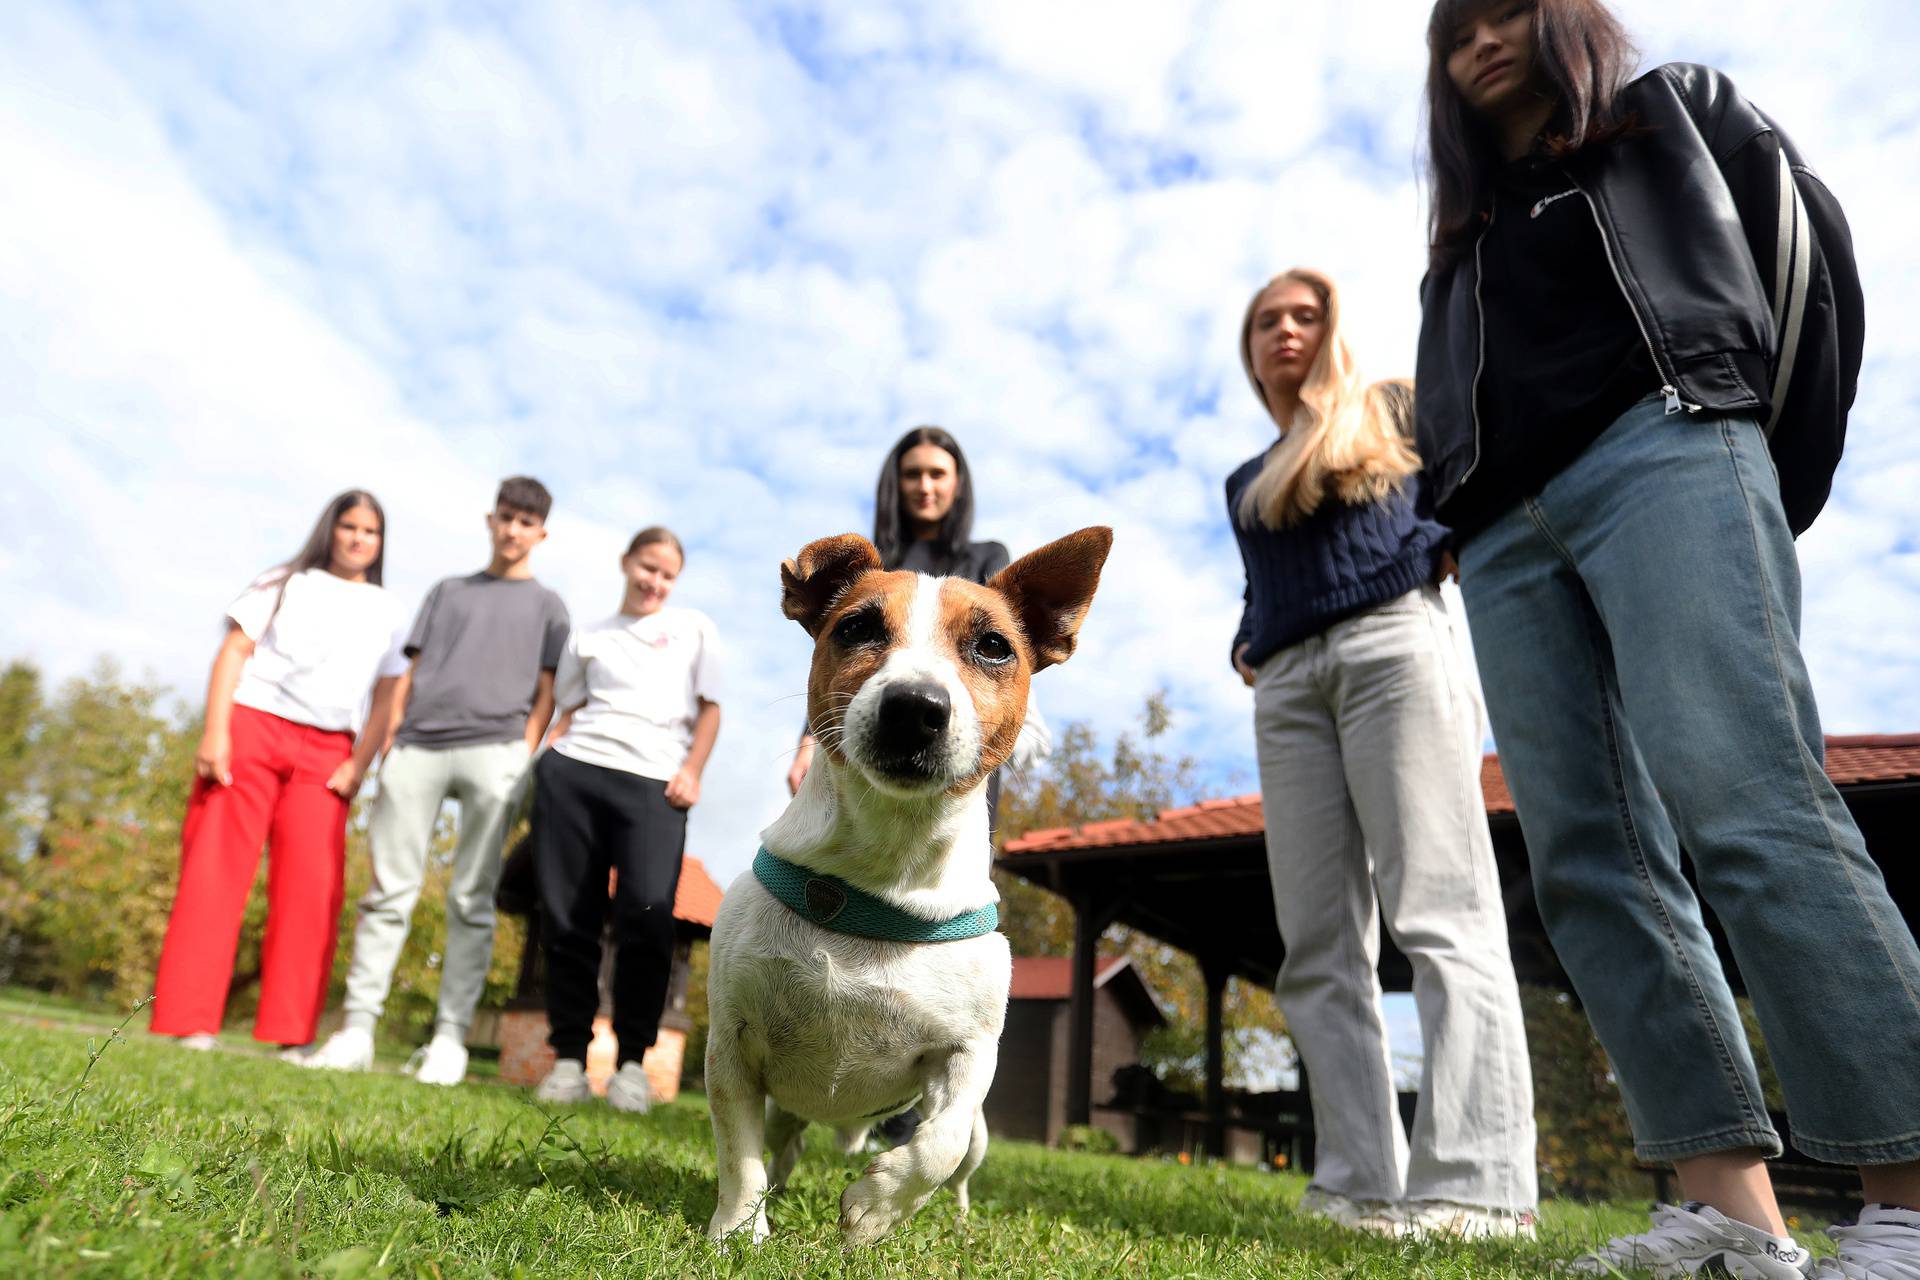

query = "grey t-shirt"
392;573;571;749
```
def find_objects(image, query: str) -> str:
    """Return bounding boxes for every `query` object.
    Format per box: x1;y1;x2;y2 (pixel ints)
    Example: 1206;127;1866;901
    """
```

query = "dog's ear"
988;526;1114;671
781;534;884;637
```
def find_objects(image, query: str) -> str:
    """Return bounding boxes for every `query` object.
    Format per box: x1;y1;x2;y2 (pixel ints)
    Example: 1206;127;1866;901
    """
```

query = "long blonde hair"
1235;268;1420;529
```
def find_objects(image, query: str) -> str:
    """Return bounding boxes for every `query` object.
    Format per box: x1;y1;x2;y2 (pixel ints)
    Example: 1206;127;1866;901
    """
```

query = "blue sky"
5;0;1920;944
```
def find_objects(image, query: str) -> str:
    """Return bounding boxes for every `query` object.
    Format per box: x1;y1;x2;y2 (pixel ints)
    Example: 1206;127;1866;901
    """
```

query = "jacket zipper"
1567;172;1703;416
1458;204;1497;487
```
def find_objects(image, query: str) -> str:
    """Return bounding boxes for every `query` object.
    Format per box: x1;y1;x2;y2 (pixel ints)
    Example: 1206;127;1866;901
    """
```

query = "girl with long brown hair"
151;490;409;1054
1414;2;1917;1274
1231;268;1536;1238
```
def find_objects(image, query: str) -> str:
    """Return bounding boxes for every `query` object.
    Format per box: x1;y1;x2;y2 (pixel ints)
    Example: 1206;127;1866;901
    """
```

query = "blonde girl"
1230;269;1535;1237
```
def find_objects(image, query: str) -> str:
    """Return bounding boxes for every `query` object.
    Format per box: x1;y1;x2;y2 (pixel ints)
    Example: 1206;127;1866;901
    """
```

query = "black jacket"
1414;63;1864;536
891;538;1010;585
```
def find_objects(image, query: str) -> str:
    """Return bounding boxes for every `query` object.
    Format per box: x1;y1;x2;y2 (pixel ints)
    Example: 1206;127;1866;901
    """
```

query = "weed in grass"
64;994;153;1114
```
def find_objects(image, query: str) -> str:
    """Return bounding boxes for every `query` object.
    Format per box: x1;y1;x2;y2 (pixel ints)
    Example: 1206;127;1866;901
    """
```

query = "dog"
704;526;1113;1245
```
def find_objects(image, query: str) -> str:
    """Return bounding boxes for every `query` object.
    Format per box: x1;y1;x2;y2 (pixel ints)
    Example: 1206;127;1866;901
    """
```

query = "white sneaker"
275;1044;315;1065
1403;1198;1539;1240
1815;1205;1920;1279
605;1061;652;1114
407;1036;468;1087
177;1032;218;1051
1566;1201;1811;1277
303;1027;374;1072
534;1059;592;1104
1296;1185;1404;1236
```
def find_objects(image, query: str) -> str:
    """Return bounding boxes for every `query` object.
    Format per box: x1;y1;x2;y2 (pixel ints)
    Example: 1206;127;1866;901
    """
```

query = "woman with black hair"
785;426;1013;794
1415;2;1919;1275
152;490;409;1056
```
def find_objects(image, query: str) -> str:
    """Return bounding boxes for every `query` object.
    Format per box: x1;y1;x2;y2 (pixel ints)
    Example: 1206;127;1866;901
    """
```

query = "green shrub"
1057;1124;1121;1154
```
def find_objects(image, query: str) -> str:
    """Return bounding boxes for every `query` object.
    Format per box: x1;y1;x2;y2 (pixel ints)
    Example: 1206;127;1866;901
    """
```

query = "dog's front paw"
839;1154;924;1246
706;1203;770;1246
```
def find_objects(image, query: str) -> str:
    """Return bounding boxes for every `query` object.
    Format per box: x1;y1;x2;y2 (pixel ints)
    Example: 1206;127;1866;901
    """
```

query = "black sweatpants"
531;750;687;1065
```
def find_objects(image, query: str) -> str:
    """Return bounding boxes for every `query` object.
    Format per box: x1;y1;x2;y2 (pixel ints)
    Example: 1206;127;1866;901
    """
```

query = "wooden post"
1066;887;1100;1127
1201;954;1229;1159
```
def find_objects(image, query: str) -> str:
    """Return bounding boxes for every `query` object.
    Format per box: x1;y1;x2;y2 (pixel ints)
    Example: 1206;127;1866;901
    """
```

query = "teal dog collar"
752;848;999;943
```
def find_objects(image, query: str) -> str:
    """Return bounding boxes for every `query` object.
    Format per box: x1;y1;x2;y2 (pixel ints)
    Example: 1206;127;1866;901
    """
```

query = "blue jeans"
1458;395;1920;1166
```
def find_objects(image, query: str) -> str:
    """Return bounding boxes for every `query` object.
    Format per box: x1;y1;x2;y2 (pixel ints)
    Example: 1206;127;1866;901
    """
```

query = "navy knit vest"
1227;453;1448;670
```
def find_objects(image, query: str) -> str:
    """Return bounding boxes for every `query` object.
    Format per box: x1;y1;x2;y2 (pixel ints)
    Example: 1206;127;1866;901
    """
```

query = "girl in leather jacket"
1416;2;1919;1276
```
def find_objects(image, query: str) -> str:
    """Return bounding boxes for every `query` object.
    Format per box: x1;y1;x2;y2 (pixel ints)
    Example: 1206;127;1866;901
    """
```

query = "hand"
1233;644;1256;689
786;739;815;795
194;731;233;787
1435;550;1460;584
325;758;367;800
665;765;701;810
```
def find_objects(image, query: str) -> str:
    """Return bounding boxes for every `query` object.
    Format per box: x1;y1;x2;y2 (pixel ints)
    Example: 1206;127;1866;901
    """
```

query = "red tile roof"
1008;954;1128;1001
673;856;724;930
1003;734;1920;856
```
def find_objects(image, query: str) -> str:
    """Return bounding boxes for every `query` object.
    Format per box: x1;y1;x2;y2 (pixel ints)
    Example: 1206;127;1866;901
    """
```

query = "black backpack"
1742;130;1864;536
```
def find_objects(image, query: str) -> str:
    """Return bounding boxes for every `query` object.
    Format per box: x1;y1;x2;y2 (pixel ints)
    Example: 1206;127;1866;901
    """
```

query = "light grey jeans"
342;740;530;1040
1253;584;1538;1210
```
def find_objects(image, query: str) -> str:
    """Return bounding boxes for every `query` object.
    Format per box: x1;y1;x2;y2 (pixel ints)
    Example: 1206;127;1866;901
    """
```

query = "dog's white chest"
709;880;1010;1126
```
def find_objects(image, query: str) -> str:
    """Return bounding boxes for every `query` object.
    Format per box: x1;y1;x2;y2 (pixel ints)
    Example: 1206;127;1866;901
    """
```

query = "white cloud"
5;0;1918;897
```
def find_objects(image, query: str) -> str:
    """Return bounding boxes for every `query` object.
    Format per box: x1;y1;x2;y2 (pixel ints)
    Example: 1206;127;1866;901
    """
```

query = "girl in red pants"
152;490;410;1054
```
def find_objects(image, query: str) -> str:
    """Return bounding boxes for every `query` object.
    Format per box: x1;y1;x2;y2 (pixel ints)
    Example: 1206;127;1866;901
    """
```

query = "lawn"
0;1001;1740;1278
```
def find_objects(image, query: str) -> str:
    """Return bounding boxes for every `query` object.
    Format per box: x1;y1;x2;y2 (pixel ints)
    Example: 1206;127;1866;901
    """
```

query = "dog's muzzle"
866;681;952;780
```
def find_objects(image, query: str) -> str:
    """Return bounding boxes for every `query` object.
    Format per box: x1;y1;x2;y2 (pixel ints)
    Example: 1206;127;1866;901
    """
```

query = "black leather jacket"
1415;63;1863;535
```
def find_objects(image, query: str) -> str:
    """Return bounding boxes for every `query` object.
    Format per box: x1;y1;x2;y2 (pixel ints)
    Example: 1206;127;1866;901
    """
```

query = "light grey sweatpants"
342;740;529;1040
1253;584;1537;1211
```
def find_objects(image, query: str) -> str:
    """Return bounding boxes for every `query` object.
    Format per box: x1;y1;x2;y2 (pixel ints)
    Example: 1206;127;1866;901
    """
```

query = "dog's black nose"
874;682;951;757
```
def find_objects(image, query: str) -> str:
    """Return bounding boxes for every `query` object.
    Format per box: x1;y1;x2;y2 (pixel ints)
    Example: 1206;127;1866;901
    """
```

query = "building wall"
983;985;1152;1151
984;999;1057;1144
1083;985;1147;1153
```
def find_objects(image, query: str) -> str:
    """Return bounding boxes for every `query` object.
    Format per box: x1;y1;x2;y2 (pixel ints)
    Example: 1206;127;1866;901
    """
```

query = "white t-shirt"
551;607;723;781
228;568;411;733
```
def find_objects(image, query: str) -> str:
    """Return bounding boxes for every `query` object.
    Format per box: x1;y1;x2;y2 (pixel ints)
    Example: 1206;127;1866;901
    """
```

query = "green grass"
0;1007;1781;1279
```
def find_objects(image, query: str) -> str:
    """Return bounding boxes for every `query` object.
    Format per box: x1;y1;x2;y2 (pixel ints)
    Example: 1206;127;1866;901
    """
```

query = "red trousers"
151;704;353;1044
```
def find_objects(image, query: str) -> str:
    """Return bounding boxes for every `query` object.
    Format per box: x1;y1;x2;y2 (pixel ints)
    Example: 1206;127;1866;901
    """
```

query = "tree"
1;660;196;1000
0;662;40;825
0;658;524;1040
995;693;1288;1092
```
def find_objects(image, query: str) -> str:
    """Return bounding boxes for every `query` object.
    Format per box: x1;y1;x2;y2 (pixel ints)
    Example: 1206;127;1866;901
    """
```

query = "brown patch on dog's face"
937;579;1028;789
805;571;917;764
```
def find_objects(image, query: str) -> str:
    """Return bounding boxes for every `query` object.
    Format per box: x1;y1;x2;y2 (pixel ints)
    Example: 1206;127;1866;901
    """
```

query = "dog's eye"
972;631;1014;665
832;610;884;647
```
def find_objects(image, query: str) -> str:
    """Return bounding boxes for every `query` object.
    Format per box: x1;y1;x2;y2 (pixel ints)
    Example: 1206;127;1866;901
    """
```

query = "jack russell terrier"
704;526;1113;1246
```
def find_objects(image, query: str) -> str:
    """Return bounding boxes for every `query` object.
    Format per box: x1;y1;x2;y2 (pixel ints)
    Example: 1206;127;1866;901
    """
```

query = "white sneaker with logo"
303;1027;374;1072
1566;1202;1811;1277
605;1061;653;1114
407;1036;468;1087
1295;1185;1404;1236
1815;1205;1920;1279
534;1059;592;1105
1403;1199;1539;1240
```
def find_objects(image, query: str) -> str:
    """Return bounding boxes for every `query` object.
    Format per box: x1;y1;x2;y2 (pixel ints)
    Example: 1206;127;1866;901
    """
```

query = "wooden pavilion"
996;734;1920;1159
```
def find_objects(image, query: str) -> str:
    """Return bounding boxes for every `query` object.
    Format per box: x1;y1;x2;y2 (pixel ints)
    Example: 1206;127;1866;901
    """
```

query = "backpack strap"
1765;144;1813;439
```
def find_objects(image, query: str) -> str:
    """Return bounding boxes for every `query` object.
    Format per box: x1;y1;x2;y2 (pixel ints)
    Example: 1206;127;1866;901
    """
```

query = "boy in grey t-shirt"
307;477;570;1085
